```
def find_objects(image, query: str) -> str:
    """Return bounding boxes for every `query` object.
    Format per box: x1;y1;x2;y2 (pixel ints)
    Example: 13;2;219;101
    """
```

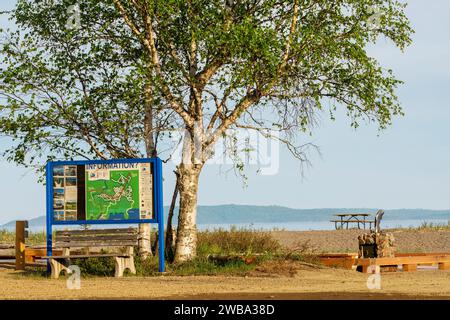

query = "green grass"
2;228;320;278
135;255;260;276
134;227;285;277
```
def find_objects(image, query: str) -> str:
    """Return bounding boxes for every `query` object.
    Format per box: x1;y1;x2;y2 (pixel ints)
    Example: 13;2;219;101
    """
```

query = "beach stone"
358;232;395;258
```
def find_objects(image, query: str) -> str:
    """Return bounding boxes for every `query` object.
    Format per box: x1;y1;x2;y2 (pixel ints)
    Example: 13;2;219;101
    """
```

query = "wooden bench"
39;228;138;279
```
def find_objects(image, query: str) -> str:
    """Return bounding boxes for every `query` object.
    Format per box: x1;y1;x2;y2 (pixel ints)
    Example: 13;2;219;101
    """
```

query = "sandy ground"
1;229;449;299
2;229;447;257
270;229;450;253
0;267;449;300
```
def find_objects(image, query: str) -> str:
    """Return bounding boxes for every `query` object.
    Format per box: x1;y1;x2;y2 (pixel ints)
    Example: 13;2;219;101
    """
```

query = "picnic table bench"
330;214;374;230
39;228;138;279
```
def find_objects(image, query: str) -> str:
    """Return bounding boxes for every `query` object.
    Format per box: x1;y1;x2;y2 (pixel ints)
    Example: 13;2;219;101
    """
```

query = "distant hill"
1;205;449;229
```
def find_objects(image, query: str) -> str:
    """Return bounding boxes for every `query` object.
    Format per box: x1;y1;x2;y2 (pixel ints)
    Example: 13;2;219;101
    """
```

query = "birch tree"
111;0;412;262
1;0;413;263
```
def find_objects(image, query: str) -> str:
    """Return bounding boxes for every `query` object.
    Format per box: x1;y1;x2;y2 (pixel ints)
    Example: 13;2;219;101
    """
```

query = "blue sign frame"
45;157;165;272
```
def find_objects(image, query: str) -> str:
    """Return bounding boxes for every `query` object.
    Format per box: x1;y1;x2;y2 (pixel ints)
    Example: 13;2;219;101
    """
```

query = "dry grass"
410;221;450;231
197;226;282;256
0;229;46;245
386;220;450;232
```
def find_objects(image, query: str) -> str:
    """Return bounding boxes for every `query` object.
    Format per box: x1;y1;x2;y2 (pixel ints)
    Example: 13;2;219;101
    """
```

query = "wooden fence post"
15;220;28;271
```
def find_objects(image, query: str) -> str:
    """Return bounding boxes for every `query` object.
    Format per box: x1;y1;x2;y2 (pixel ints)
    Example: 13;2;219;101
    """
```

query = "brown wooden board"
38;253;131;259
55;235;138;242
356;255;450;267
53;241;138;248
55;228;137;236
395;252;450;257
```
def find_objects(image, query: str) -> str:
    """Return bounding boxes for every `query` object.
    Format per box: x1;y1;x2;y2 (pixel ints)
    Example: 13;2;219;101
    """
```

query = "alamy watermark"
367;6;384;30
366;265;381;290
168;126;280;176
65;3;81;30
66;265;81;290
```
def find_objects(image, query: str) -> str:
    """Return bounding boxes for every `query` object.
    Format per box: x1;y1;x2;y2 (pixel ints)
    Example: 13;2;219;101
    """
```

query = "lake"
8;218;448;233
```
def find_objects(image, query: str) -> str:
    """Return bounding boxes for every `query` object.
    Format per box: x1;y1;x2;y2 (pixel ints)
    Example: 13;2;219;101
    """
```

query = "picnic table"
330;214;374;230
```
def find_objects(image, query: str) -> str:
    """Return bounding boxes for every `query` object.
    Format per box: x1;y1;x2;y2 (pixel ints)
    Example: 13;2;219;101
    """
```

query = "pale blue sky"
1;1;449;224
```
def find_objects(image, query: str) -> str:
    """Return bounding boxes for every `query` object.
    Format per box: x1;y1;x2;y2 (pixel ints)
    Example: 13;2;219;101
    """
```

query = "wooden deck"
318;252;450;272
356;254;450;273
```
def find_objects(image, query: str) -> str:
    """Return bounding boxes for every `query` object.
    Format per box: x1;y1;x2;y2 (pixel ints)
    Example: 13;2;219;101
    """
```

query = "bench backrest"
54;228;138;248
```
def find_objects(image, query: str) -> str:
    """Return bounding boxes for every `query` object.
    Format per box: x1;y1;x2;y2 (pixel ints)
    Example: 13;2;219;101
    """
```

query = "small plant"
73;249;116;277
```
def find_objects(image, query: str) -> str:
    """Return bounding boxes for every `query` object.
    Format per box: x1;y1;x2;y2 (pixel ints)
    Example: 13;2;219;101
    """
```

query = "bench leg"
125;256;136;275
49;259;68;279
115;257;124;277
114;256;136;277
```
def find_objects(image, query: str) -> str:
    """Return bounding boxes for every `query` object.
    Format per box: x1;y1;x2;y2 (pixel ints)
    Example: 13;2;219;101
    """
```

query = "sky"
0;1;449;224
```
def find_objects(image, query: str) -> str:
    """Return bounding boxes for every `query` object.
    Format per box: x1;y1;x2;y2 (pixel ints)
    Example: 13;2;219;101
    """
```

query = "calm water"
4;218;448;233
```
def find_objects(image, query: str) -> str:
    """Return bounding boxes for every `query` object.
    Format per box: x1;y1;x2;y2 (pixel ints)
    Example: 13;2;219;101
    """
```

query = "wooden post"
15;220;28;271
438;262;450;270
403;264;417;272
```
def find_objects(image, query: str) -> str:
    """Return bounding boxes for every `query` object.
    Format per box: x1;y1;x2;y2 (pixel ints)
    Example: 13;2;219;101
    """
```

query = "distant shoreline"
1;218;448;234
1;205;449;230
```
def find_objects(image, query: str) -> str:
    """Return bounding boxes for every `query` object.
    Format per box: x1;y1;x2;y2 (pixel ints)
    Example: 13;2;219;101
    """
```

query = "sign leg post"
156;158;165;272
45;162;53;274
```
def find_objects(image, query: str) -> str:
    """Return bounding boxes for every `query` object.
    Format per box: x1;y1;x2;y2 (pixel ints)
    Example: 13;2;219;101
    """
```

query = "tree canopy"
0;0;413;169
0;0;413;261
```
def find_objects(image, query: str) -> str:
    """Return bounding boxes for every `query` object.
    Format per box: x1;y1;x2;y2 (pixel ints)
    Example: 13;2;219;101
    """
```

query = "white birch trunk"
138;223;152;260
174;164;201;262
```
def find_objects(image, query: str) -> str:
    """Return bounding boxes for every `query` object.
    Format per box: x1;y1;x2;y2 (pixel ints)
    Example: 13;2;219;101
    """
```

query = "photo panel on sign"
65;177;77;187
54;177;64;188
54;199;64;211
53;166;64;177
54;211;65;221
64;165;77;177
65;200;77;211
53;188;65;200
65;211;77;221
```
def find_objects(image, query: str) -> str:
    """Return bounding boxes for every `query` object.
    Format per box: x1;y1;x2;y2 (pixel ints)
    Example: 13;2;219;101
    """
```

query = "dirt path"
1;268;449;300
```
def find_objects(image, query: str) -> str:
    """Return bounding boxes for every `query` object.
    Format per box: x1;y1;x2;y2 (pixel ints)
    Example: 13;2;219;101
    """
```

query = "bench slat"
39;253;131;259
55;235;139;242
54;241;138;248
55;228;137;236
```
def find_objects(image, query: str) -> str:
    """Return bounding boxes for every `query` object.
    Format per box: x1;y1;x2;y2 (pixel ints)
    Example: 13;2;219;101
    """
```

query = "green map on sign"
85;170;140;220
